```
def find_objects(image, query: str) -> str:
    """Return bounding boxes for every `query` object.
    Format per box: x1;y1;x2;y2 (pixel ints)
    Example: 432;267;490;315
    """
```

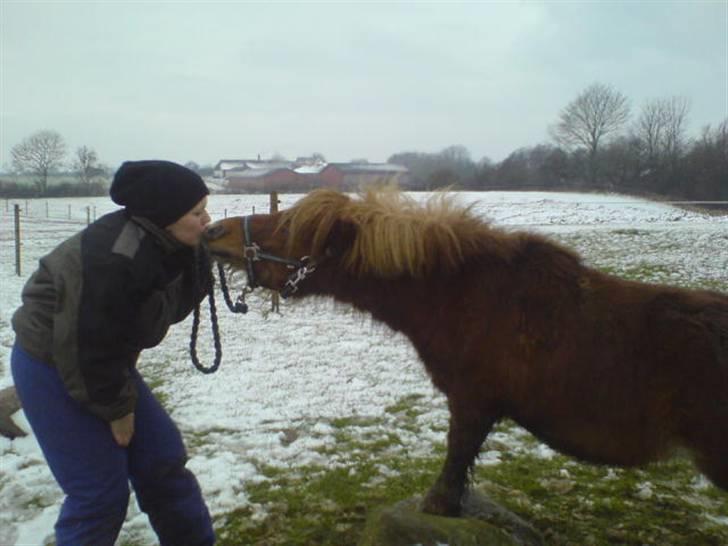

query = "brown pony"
204;188;728;517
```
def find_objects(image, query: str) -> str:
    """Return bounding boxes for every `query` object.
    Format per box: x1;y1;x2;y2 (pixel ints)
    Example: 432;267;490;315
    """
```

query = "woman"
11;160;215;545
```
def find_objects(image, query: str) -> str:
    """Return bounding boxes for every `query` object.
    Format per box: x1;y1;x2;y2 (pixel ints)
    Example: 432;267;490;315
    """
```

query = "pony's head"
204;187;500;294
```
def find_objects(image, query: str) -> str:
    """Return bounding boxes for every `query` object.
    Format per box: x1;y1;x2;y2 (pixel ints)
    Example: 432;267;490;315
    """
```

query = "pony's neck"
298;264;436;338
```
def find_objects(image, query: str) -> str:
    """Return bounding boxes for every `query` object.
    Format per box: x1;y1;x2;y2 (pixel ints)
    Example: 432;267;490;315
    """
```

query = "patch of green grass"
330;416;384;429
212;416;728;546
315;430;405;460
385;394;430;433
216;455;442;546
185;427;242;450
610;228;650;237
473;429;728;546
385;393;426;417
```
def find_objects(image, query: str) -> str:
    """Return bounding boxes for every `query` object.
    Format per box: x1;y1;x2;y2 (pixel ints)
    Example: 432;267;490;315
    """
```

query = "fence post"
86;206;91;225
68;205;71;219
14;204;21;276
46;201;49;218
270;191;280;313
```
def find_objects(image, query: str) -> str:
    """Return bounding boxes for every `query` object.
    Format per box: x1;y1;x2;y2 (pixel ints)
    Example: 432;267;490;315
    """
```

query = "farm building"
318;163;410;191
226;168;300;193
219;158;409;193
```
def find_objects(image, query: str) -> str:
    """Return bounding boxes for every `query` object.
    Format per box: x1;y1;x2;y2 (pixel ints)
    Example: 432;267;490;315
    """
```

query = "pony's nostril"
205;225;225;240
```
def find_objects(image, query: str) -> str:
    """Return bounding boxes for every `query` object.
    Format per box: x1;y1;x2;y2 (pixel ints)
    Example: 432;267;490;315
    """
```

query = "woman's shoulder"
83;211;152;262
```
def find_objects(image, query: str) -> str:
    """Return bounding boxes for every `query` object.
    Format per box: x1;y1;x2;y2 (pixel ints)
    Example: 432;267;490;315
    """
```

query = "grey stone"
0;386;26;439
358;490;543;546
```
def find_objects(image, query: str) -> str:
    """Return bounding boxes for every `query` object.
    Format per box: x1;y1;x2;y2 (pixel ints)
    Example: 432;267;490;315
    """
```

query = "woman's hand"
110;413;135;447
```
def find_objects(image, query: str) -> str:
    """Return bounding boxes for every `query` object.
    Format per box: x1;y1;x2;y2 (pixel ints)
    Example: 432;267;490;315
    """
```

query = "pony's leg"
422;405;497;517
687;414;728;491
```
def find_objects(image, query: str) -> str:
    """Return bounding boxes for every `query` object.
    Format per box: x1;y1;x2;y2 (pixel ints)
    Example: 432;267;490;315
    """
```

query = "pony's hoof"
421;492;462;517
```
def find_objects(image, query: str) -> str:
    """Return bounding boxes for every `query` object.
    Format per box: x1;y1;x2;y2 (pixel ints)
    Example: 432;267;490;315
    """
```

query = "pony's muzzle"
204;223;226;241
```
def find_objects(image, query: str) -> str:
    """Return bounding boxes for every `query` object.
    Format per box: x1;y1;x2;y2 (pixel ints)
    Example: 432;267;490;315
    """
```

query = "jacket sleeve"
131;247;211;348
176;247;213;321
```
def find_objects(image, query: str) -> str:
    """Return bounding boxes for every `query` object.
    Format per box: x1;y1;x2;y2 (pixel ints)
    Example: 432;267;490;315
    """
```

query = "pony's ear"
325;219;357;257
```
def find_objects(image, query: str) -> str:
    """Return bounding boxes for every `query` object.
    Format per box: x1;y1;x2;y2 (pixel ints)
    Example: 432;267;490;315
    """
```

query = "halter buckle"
281;257;316;298
244;243;261;261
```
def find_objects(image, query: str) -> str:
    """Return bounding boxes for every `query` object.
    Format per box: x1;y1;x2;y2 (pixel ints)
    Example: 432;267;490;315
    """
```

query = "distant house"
226;167;299;193
218;157;410;193
294;156;326;168
213;159;250;178
214;158;291;178
319;163;410;190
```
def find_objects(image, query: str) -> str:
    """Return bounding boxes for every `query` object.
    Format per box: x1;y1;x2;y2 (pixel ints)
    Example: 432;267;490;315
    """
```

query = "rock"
0;386;27;439
460;489;544;546
358;490;543;546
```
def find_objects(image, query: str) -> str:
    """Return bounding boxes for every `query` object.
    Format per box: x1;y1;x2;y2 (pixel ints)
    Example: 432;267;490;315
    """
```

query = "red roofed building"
217;158;409;193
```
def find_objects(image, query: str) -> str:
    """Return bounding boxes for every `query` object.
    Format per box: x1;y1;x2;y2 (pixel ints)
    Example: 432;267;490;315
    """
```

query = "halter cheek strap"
241;215;316;298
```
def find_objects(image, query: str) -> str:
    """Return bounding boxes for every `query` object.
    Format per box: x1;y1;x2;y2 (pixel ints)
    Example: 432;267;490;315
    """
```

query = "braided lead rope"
189;253;249;374
189;249;223;374
217;262;249;314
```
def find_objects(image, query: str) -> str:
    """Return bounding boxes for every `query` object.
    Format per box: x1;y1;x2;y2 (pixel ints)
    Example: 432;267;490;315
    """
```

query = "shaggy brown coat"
205;188;728;517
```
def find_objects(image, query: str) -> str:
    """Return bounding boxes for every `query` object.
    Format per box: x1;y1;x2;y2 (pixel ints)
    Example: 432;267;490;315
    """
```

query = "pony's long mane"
280;187;515;278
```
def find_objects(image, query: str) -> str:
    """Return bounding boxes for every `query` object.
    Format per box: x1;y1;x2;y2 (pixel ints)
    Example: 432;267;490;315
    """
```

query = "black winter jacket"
12;210;209;421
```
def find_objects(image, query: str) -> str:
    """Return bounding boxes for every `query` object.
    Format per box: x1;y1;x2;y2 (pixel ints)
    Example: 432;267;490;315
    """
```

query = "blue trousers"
11;343;215;546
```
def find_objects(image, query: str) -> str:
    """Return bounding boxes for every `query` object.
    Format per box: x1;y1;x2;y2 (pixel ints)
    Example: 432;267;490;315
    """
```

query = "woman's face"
166;196;211;247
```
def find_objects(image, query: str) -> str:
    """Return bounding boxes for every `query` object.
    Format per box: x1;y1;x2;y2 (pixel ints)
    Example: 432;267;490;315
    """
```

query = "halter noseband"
190;216;315;374
242;215;316;298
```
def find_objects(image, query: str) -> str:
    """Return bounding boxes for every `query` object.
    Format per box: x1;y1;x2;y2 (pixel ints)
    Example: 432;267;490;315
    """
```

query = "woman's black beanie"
110;160;209;227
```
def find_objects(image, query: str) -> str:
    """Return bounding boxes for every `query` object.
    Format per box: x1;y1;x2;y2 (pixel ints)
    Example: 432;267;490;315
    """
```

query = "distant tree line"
0;131;220;198
1;130;110;198
5;83;725;200
390;83;727;200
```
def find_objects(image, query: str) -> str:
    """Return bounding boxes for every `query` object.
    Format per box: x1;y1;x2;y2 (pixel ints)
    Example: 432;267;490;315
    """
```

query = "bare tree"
440;145;472;163
551;83;630;184
632;96;691;193
73;146;100;186
11;130;67;194
636;96;690;164
635;100;664;165
661;96;690;163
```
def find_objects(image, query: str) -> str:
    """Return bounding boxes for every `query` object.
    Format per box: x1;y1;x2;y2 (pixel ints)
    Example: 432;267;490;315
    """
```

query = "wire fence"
4;194;727;277
1;197;270;227
3;194;285;276
3;199;97;225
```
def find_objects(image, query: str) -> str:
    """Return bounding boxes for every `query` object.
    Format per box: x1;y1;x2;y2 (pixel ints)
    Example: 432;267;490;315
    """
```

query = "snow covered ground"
1;191;726;546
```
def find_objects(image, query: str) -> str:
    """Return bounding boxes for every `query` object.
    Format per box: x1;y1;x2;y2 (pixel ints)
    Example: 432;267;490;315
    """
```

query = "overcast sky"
1;1;726;170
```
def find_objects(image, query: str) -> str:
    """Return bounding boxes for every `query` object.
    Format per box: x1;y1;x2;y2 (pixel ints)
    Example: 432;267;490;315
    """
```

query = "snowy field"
1;191;726;545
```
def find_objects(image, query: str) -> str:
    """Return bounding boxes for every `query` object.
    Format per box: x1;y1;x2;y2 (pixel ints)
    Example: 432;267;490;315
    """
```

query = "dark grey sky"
1;1;726;169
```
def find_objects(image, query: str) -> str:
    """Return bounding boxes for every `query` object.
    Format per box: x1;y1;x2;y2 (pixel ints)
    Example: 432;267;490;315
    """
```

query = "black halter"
241;215;316;299
188;216;316;374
